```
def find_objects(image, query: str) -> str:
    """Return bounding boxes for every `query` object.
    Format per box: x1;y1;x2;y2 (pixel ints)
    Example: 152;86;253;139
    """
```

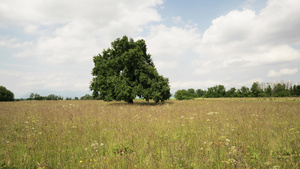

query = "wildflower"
80;161;83;163
100;143;104;146
84;148;88;151
207;112;219;115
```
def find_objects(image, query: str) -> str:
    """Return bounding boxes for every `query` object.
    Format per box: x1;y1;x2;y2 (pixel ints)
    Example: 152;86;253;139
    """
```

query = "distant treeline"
174;81;300;100
15;93;94;101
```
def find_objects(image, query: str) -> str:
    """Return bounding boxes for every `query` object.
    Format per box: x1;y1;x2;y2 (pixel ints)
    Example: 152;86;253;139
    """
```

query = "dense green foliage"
90;36;171;103
175;82;300;100
80;94;93;100
174;89;197;100
25;93;91;101
26;93;64;101
0;86;14;101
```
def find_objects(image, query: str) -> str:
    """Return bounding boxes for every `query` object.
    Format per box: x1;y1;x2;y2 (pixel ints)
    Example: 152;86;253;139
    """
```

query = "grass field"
1;98;299;168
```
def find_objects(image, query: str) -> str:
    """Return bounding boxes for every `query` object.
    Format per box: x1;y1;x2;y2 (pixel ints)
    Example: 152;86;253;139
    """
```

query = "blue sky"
0;0;299;98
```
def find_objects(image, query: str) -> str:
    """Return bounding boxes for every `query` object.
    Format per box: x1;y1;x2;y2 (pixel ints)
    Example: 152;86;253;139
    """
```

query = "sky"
1;0;300;98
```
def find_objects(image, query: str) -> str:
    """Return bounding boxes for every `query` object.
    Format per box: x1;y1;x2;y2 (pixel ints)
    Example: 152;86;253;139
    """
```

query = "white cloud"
154;60;177;70
0;0;164;97
201;10;255;45
0;0;163;64
146;24;201;58
256;0;300;44
0;37;33;48
268;68;298;77
172;16;182;24
194;69;209;75
0;0;163;26
0;68;92;98
194;0;300;74
1;0;300;98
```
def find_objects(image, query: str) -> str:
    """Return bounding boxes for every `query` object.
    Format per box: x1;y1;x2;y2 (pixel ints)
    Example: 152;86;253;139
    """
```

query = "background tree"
273;83;290;97
187;88;197;98
196;89;206;97
174;81;300;100
174;89;187;100
225;87;237;97
28;93;35;100
80;94;93;100
0;86;14;101
251;82;263;97
174;89;197;100
34;93;43;100
290;85;300;96
47;94;59;100
264;85;272;97
90;36;171;103
206;85;226;98
238;86;251;97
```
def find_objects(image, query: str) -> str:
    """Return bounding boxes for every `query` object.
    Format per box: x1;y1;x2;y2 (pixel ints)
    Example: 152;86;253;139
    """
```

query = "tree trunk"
128;99;134;104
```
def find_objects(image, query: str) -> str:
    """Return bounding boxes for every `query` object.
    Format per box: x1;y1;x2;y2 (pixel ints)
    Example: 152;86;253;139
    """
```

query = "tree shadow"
108;100;174;106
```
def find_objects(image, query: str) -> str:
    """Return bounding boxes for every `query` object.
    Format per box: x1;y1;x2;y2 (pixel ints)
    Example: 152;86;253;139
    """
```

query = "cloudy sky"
1;0;300;98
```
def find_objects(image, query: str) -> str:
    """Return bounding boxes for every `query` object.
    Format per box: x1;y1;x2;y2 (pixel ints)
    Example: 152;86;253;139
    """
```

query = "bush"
174;89;196;100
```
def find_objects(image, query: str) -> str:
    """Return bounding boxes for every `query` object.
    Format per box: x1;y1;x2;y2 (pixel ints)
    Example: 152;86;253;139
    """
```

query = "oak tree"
90;36;171;103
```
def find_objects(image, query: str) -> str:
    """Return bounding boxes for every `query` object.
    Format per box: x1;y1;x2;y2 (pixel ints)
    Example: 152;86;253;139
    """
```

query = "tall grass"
0;98;299;168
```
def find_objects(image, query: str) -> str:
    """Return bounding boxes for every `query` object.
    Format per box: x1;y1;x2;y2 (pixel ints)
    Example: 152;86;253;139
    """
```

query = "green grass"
0;98;299;168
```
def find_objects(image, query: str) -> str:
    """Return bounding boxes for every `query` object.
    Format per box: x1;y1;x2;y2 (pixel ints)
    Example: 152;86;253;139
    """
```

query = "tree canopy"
0;86;14;101
174;81;300;100
90;36;171;103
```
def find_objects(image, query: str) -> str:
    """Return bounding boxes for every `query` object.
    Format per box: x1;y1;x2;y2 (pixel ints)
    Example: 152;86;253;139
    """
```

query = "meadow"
0;98;299;168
